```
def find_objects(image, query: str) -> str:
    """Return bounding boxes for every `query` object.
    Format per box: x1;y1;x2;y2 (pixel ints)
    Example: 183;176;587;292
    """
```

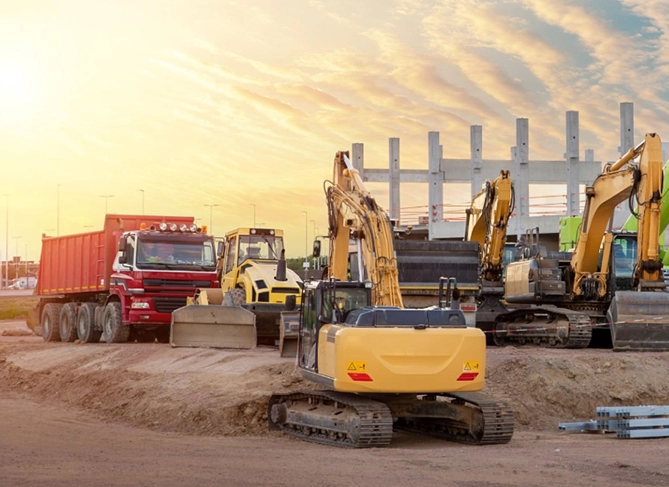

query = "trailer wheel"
41;303;63;342
102;302;130;343
77;303;102;343
59;303;78;342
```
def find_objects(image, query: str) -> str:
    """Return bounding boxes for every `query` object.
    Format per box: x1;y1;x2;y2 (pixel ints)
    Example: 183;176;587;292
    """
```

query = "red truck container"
29;214;218;343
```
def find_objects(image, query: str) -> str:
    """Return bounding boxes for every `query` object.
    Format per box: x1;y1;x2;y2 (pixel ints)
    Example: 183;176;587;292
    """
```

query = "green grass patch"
0;297;39;320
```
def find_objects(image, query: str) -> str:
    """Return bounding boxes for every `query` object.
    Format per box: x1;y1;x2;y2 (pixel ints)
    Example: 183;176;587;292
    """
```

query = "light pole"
4;194;9;290
302;211;308;276
99;194;114;214
249;203;256;228
12;236;21;280
204;204;219;235
57;184;61;236
139;189;145;215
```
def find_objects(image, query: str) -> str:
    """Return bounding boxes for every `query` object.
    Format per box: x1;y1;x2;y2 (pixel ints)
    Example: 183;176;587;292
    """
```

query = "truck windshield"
237;234;284;264
136;238;216;268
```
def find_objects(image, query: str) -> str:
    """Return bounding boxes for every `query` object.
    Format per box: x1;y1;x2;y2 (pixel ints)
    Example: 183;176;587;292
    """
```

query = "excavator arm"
570;133;664;297
465;170;514;283
326;151;403;307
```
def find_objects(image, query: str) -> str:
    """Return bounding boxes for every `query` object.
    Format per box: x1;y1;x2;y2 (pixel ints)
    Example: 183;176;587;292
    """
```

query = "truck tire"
77;303;102;343
59;303;78;342
41;303;63;342
222;288;246;307
102;302;130;343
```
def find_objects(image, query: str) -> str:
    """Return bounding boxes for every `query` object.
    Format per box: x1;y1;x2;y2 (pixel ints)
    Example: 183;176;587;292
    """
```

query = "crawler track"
389;391;514;445
268;391;394;448
268;390;514;448
493;305;592;348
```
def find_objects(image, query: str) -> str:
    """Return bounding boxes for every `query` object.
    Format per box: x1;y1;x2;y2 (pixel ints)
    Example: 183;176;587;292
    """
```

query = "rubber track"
268;391;393;448
393;391;514;445
495;305;592;348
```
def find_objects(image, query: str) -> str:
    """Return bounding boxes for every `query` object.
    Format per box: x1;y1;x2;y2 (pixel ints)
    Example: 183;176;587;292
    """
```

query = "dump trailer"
28;214;218;343
172;227;302;348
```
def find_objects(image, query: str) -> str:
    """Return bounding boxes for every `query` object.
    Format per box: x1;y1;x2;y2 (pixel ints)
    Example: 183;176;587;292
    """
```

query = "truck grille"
153;296;187;313
144;279;212;288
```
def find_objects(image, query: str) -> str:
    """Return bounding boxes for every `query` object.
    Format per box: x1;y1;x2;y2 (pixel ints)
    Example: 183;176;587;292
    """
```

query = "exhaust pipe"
276;249;287;281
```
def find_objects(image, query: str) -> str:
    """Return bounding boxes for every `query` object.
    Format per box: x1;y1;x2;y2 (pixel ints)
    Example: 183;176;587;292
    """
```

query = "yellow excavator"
267;151;514;448
465;170;514;340
499;133;669;350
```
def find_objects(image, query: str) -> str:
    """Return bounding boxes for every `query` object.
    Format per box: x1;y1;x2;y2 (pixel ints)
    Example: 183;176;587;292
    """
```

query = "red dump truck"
28;214;218;343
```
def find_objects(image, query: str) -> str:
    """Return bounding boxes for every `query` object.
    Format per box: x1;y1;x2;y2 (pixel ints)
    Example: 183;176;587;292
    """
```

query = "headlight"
170;223;178;231
159;223;168;231
180;224;188;232
189;224;198;232
131;302;151;309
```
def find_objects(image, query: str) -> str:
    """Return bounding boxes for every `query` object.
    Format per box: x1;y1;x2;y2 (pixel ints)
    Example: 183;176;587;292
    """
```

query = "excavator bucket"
170;288;257;349
609;291;669;351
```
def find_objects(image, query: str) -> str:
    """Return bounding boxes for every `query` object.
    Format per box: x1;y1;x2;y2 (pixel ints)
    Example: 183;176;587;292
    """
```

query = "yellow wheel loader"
171;228;302;349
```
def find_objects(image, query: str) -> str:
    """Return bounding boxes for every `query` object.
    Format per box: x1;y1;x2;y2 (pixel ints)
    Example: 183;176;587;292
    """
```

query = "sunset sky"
2;0;669;260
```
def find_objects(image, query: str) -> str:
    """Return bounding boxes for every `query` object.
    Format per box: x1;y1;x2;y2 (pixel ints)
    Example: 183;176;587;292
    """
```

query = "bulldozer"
497;133;669;350
171;227;302;349
267;151;514;448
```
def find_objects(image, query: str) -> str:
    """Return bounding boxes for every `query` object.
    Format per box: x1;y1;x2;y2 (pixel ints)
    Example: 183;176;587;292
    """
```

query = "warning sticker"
463;361;480;372
347;361;367;372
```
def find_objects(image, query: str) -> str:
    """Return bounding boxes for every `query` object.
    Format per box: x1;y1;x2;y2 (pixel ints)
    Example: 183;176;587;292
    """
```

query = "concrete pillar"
428;132;443;239
566;111;580;216
619;102;634;157
470;125;483;195
388;138;400;222
515;119;529;239
351;143;364;176
585;149;594;162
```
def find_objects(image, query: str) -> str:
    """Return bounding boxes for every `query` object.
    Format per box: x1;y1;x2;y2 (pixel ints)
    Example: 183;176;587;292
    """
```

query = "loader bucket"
608;291;669;351
170;304;256;349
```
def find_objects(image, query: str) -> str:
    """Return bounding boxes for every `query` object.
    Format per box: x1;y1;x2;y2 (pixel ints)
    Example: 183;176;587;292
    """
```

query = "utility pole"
204;204;219;235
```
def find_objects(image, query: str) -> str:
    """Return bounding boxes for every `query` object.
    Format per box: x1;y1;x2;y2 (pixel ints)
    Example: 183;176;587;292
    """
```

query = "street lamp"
302;211;309;276
99;194;114;214
139;189;145;215
12;236;21;280
57;184;61;236
249;203;256;228
3;194;9;290
204;204;219;235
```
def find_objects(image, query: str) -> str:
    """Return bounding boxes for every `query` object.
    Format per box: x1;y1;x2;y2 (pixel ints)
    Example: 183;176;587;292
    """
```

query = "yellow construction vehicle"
499;133;669;350
171;227;302;348
267;151;514;448
465;170;514;339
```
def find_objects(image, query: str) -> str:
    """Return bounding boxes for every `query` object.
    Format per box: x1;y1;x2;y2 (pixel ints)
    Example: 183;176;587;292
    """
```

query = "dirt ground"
1;318;669;486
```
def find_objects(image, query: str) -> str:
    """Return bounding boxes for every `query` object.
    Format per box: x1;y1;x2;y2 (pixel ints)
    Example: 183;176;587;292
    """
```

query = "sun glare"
0;57;39;113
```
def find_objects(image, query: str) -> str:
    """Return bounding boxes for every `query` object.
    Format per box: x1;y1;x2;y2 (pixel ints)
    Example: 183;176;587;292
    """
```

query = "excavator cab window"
612;237;637;279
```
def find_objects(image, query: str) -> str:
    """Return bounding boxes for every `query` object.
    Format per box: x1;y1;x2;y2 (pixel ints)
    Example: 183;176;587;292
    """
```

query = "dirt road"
1;319;669;486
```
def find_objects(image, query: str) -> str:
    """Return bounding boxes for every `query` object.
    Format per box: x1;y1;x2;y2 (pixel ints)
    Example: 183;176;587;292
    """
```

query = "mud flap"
170;304;256;349
279;311;300;358
609;291;669;351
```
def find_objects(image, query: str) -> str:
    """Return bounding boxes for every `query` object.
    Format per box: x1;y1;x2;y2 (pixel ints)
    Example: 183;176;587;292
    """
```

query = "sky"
2;0;669;260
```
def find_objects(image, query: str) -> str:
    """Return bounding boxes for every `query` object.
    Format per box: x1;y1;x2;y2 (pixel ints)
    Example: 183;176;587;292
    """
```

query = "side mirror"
217;240;225;257
118;236;127;252
285;294;297;311
312;239;321;258
119;254;128;264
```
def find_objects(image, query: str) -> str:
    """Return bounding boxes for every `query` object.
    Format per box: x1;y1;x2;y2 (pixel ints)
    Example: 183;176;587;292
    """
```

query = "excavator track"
388;392;514;445
268;390;394;448
493;305;592;348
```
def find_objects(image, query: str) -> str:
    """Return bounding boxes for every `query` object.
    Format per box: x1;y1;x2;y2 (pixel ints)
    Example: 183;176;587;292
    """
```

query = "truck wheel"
102;302;130;343
59;303;78;342
41;303;63;342
223;288;246;307
77;303;102;343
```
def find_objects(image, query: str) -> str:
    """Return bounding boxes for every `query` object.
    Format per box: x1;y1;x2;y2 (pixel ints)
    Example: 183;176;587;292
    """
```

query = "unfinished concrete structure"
351;102;638;244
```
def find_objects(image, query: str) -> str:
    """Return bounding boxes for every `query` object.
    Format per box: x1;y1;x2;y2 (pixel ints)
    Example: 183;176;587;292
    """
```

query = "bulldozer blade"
609;291;669;351
170;304;256;349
